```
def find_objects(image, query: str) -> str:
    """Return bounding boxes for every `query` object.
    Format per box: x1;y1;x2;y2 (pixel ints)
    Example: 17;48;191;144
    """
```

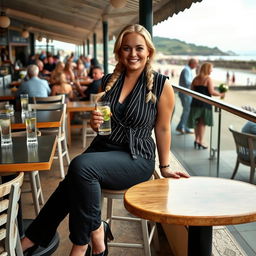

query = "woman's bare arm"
155;79;190;178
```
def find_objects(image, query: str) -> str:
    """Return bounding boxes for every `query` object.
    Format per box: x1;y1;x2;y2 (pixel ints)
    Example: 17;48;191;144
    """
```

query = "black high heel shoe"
92;221;114;256
194;141;198;149
85;244;91;256
23;244;39;256
197;143;208;149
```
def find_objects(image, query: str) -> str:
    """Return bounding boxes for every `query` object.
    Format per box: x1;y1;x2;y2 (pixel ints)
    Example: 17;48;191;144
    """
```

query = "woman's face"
119;32;150;73
57;63;64;72
208;65;213;75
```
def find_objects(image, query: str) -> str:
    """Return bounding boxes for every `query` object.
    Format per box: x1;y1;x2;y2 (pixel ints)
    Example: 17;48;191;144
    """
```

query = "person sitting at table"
35;59;47;80
49;61;65;87
23;59;45;82
80;65;103;101
21;24;189;256
17;64;51;98
43;54;56;75
64;61;84;98
74;59;89;81
83;55;91;72
242;121;256;135
88;58;100;79
63;61;76;84
241;106;256;135
51;73;73;102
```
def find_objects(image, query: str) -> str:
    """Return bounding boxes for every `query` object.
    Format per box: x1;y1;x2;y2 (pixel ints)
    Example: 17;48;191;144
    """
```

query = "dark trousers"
25;150;154;246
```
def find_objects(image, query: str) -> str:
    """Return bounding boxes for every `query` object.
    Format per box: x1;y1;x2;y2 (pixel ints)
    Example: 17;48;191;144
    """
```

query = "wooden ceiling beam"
28;27;82;45
6;8;91;34
107;11;137;18
9;0;100;24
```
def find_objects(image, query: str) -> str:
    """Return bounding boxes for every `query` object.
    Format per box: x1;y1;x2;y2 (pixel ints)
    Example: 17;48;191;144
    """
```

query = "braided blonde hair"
104;24;156;103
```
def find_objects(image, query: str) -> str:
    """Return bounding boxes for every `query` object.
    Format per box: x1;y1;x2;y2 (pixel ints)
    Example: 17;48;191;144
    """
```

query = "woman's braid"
145;61;156;103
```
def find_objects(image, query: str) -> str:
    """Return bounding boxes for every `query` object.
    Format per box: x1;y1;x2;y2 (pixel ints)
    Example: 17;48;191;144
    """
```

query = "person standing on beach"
176;58;198;134
226;71;230;85
231;73;236;85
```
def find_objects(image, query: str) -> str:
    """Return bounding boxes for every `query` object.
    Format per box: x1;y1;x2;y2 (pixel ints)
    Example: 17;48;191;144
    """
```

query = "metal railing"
172;84;256;176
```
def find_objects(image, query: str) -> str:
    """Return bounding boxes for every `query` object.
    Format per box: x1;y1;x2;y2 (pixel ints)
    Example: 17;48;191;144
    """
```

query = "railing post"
216;108;222;177
209;106;218;160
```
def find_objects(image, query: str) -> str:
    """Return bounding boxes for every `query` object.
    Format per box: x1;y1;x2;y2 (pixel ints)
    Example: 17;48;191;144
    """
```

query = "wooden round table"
124;177;256;256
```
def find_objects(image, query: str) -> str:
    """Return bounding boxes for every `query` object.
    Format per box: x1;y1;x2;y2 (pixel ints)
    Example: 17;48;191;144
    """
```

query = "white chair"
82;118;96;148
0;101;8;110
11;131;44;216
0;172;24;256
32;95;65;104
81;93;101;148
101;186;159;256
90;93;101;104
28;103;70;178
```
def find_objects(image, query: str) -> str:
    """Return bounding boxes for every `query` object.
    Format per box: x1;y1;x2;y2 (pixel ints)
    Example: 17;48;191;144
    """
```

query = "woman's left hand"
161;167;190;179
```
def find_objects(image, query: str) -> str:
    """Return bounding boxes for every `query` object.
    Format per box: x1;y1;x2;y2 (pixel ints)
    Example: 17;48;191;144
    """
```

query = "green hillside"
153;36;229;56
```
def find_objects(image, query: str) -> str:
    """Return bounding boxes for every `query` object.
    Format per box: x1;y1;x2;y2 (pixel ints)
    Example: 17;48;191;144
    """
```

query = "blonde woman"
21;24;189;256
49;61;65;86
51;73;73;102
187;62;225;149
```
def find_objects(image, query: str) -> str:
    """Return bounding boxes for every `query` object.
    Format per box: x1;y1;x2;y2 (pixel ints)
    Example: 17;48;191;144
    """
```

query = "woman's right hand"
220;92;225;99
90;110;104;132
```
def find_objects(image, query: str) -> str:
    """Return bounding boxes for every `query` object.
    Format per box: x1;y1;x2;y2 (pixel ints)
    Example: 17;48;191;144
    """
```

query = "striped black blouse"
100;71;167;160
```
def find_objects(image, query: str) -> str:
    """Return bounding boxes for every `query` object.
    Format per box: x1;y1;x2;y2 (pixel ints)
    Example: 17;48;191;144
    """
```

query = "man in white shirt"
17;64;51;97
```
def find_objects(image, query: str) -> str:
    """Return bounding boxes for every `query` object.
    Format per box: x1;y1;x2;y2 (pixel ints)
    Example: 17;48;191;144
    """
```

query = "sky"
153;0;256;55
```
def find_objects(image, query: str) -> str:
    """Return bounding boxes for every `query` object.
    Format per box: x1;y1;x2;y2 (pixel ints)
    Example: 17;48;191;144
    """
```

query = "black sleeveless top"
89;71;167;160
191;85;211;109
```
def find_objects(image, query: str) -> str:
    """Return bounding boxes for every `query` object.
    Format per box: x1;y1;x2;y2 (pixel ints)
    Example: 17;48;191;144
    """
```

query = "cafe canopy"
3;0;202;45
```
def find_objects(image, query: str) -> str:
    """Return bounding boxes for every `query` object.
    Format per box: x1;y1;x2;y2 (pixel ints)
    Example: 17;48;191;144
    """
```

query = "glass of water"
96;101;111;135
1;144;13;163
0;113;12;146
25;111;38;145
5;103;14;116
20;94;29;115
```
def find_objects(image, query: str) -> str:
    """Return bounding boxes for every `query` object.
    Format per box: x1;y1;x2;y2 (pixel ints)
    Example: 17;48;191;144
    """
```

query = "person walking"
21;24;189;256
176;58;198;134
187;62;225;149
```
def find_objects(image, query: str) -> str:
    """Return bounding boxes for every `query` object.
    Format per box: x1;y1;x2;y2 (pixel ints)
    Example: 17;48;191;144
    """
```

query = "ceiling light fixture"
0;11;10;28
110;0;126;8
37;34;43;42
21;29;29;38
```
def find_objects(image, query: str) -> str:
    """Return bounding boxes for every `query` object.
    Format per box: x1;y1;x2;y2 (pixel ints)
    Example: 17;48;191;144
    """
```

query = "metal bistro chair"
0;172;24;256
229;126;256;184
28;103;70;179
